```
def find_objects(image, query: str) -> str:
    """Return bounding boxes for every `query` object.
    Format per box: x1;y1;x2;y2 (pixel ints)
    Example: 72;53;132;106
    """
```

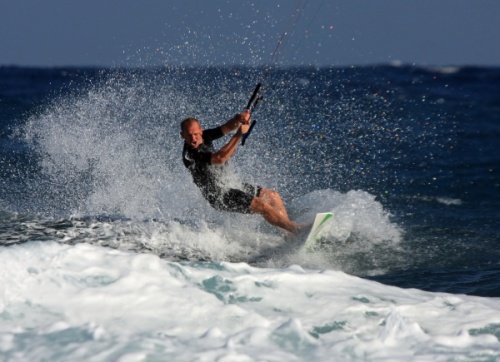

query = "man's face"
181;121;203;149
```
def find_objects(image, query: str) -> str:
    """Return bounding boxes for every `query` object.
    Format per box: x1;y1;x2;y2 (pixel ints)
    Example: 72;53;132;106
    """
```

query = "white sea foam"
1;241;499;361
436;197;463;206
430;66;462;75
412;195;463;206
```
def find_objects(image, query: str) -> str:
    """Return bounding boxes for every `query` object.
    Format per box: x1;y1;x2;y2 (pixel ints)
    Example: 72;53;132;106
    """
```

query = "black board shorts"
215;184;262;214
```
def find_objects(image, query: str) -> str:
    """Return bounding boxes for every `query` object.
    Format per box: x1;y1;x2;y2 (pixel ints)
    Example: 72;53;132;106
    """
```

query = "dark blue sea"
1;65;499;360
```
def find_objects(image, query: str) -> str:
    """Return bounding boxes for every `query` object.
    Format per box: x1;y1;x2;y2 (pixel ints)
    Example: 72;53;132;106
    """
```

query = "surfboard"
302;212;333;252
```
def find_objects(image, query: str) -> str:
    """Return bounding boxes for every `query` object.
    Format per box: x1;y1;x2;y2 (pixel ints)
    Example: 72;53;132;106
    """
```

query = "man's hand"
236;110;251;135
221;110;251;135
235;110;251;125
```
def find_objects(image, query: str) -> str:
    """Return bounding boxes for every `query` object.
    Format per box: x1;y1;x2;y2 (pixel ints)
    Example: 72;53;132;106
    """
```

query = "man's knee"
249;196;271;215
259;188;279;201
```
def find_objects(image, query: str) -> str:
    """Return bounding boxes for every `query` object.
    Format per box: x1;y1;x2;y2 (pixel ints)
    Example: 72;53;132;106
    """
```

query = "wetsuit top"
182;127;226;205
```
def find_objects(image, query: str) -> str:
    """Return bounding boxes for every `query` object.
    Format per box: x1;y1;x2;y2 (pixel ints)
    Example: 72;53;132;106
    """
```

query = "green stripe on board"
317;213;333;229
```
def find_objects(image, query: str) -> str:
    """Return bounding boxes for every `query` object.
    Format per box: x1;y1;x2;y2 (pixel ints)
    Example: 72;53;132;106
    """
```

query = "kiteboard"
302;212;333;252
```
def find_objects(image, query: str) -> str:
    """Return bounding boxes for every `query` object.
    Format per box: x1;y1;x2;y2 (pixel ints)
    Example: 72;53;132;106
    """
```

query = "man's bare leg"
249;196;300;234
258;188;290;219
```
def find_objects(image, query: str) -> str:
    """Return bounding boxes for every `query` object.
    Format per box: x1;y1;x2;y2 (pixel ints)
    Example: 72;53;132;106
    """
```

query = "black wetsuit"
182;127;261;213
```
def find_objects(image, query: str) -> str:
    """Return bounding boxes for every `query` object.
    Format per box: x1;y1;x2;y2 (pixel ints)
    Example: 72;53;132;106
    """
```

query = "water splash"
7;67;413;273
18;69;214;218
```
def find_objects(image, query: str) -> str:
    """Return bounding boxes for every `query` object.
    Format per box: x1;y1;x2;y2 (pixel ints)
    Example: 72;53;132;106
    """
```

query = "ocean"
1;65;499;361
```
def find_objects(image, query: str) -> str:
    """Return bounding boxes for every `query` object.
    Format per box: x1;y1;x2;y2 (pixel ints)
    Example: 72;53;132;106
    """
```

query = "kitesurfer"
180;111;300;234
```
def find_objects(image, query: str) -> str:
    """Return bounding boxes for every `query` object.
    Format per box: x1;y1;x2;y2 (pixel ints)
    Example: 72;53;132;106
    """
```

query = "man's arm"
220;111;250;135
211;111;251;164
211;128;244;165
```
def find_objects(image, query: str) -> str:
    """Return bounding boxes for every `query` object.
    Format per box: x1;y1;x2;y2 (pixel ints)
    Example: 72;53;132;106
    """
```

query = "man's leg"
221;186;300;234
249;195;300;234
258;188;290;219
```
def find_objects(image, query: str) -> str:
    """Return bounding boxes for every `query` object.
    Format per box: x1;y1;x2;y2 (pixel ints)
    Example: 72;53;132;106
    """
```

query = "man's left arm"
220;111;251;135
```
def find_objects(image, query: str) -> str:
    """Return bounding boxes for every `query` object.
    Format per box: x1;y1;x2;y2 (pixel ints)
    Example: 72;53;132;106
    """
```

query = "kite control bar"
246;82;263;111
242;83;263;146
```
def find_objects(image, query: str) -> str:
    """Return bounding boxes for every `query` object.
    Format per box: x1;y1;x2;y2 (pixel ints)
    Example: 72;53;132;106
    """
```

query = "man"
180;111;300;234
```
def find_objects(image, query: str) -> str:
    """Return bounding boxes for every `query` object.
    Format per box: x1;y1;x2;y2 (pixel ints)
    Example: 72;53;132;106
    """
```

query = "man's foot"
283;222;313;240
293;222;313;235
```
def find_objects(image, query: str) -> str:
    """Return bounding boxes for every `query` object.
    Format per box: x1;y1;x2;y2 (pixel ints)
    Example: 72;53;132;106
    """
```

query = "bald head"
180;117;204;149
180;117;200;133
